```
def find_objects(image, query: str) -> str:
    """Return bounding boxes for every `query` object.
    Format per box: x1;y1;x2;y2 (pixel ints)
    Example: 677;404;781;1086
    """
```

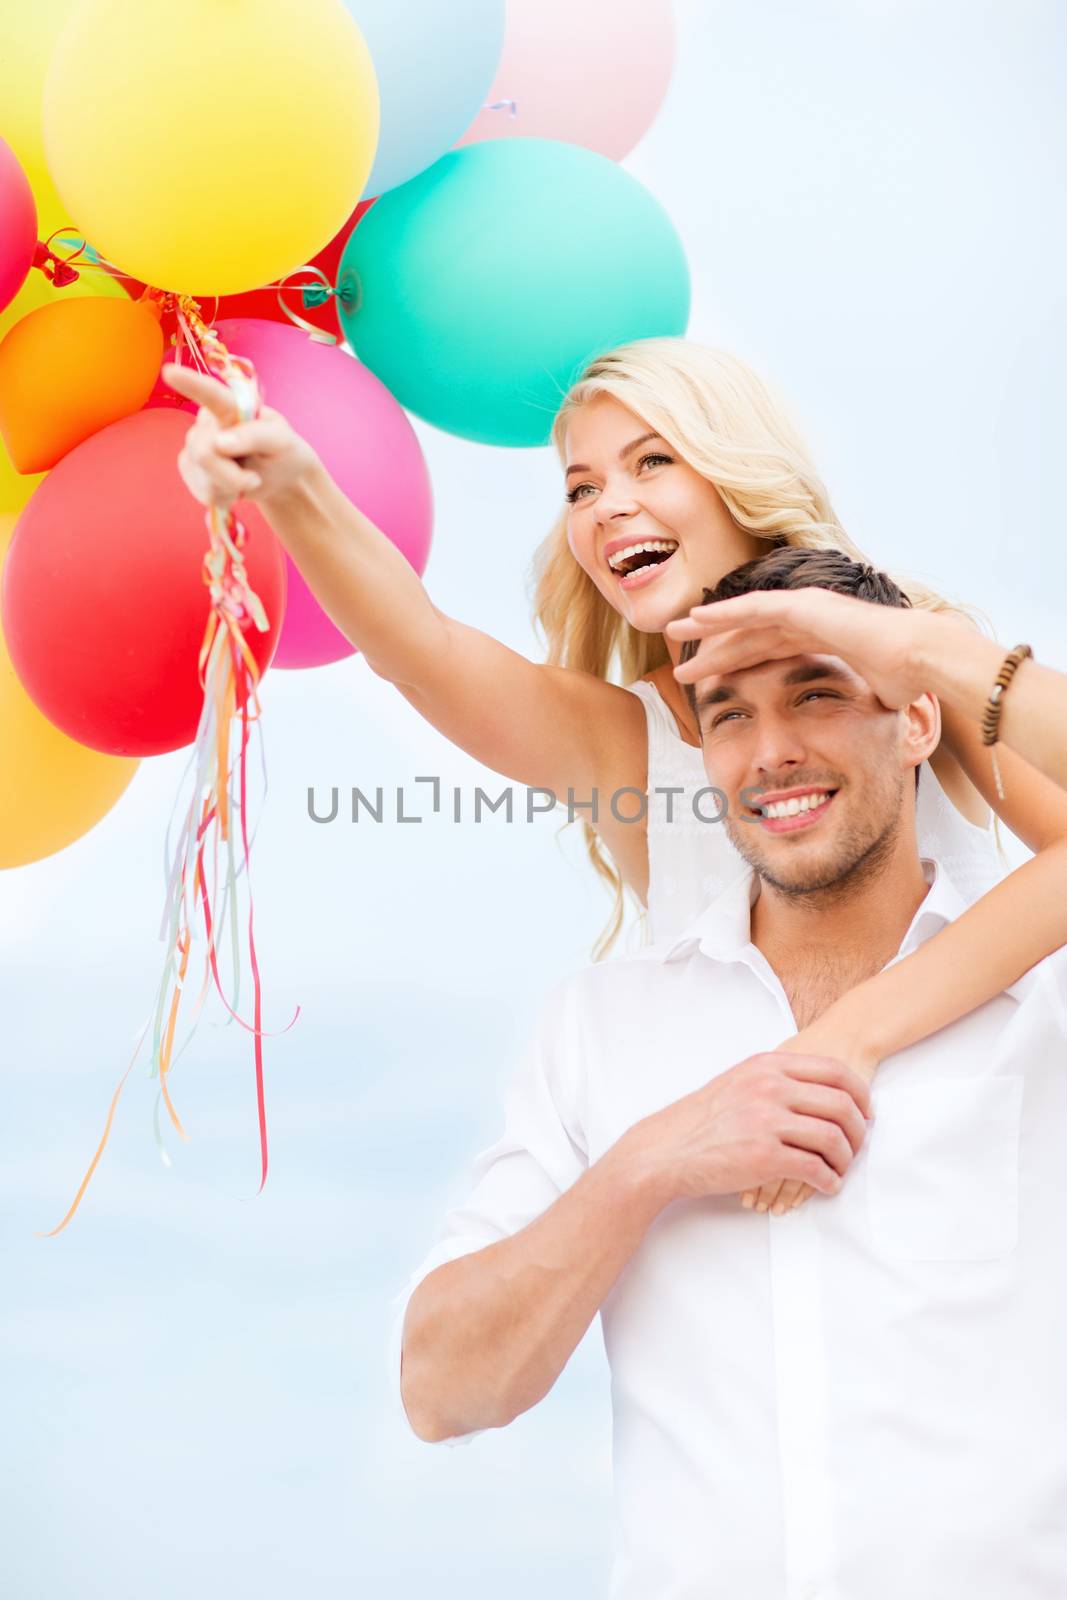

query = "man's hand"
621;1050;874;1206
740;1029;879;1216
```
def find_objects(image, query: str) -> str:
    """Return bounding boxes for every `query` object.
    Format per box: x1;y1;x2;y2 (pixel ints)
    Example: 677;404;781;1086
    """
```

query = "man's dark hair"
678;545;921;790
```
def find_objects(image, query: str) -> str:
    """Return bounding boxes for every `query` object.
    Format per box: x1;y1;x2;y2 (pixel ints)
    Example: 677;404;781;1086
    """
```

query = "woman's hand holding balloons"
163;364;319;514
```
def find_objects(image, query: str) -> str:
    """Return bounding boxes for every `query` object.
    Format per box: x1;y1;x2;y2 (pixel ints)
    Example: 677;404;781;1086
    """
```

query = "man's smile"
747;786;839;833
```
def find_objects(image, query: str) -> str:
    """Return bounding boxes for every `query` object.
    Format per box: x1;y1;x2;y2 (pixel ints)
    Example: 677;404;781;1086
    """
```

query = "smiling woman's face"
563;394;767;636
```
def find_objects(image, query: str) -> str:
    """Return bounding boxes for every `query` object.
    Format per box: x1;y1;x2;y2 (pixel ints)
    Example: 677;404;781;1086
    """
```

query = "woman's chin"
620;577;699;632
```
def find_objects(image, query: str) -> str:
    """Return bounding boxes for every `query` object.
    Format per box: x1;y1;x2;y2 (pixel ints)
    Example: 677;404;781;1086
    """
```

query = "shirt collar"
661;856;971;968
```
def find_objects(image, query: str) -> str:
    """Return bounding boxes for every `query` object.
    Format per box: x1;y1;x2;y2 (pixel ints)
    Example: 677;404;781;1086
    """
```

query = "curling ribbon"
273;264;340;345
43;298;299;1235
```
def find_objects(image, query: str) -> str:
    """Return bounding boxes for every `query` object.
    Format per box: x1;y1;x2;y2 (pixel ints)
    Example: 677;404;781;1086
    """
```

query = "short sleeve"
388;979;589;1448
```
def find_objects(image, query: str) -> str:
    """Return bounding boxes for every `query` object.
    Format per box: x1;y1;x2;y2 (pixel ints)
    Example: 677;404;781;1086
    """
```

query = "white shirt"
389;858;1067;1599
624;677;1008;942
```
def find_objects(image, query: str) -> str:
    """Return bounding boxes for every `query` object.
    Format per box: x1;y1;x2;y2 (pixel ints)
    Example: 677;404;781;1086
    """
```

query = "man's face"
695;651;912;896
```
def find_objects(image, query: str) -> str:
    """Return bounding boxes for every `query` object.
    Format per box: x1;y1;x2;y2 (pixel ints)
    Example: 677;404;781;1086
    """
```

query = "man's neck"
749;835;932;1027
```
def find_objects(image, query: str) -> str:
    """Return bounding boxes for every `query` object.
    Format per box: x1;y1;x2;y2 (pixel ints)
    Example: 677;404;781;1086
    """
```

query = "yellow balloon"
0;513;139;868
43;0;380;297
0;0;80;237
0;262;126;512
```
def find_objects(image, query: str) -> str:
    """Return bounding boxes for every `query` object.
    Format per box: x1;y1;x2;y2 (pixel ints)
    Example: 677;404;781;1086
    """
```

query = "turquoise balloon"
336;139;691;447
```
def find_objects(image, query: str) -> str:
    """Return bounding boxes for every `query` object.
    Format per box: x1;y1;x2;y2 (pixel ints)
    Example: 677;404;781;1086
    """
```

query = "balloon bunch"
0;0;684;1225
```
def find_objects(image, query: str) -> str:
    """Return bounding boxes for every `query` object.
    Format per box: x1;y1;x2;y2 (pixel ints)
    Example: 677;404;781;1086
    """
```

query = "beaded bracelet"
981;643;1032;800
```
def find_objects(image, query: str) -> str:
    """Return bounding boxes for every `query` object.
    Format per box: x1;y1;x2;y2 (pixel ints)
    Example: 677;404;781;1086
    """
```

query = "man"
391;547;1067;1599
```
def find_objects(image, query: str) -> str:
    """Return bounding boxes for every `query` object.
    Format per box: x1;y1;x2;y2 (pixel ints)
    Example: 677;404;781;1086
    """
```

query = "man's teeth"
607;540;679;573
760;791;833;819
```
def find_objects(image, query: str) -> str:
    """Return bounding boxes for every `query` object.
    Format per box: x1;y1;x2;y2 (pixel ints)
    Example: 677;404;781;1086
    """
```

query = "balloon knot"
33;242;81;286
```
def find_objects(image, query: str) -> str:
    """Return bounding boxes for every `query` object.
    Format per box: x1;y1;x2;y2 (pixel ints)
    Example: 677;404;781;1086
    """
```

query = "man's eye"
713;694;838;732
799;690;837;703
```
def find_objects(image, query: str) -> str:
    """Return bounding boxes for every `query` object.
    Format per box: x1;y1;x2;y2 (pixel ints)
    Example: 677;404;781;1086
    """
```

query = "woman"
164;337;1067;1211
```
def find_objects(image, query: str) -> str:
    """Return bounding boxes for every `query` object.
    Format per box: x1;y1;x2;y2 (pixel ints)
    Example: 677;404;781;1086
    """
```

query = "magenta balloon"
0;139;38;315
212;319;433;669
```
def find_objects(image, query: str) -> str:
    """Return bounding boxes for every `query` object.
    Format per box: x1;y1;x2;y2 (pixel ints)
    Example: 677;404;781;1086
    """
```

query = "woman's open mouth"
606;540;679;591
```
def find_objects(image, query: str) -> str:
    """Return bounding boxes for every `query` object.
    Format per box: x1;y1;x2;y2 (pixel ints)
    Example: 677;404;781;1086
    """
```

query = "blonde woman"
164;339;1067;1212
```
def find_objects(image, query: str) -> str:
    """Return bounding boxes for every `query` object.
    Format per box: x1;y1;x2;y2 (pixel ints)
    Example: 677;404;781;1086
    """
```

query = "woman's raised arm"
164;364;641;799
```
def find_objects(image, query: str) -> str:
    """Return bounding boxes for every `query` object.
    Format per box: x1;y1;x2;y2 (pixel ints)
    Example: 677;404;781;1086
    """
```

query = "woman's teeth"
607;539;679;576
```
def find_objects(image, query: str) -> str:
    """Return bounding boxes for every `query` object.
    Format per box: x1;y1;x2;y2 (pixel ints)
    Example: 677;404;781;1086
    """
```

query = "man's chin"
725;820;848;894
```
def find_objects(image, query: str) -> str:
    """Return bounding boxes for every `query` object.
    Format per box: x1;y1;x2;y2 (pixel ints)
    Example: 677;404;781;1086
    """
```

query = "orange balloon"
0;295;163;472
0;513;138;868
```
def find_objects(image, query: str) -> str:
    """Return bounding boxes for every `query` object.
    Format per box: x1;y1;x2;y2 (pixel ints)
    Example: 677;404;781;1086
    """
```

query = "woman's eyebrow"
565;432;664;481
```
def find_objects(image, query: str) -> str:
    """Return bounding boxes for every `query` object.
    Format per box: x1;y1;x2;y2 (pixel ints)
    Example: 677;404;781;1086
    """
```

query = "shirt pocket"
865;1075;1024;1262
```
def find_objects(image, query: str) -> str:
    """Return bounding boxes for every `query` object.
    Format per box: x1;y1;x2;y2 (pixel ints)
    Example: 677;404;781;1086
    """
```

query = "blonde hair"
530;338;991;958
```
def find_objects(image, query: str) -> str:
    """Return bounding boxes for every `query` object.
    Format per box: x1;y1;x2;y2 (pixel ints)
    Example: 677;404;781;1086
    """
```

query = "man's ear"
901;691;941;776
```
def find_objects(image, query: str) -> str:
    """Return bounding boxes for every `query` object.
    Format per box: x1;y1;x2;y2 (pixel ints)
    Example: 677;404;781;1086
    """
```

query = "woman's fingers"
177;445;260;507
162;362;242;423
673;628;796;683
755;1180;786;1214
212;415;290;460
741;1177;822;1215
770;1179;804;1212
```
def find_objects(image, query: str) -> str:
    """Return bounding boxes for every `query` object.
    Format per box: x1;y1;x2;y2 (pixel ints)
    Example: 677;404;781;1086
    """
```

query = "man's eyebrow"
694;658;854;716
565;432;664;482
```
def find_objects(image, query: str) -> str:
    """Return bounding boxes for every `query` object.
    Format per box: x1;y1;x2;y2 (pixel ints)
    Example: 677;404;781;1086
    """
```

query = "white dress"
625;677;1008;944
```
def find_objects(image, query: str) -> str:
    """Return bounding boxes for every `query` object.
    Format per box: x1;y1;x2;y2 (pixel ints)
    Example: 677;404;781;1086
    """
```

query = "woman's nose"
595;483;640;521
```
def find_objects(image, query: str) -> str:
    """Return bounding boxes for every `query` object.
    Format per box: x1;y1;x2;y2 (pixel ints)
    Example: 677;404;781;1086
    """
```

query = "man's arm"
400;1049;871;1444
400;1137;667;1442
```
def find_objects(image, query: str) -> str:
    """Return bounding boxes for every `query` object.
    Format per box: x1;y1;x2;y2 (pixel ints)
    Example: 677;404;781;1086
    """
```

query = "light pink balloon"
457;0;676;162
208;320;433;669
0;138;38;315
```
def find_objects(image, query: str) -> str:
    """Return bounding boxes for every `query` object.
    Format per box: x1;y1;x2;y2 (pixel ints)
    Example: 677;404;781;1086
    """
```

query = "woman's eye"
565;452;673;504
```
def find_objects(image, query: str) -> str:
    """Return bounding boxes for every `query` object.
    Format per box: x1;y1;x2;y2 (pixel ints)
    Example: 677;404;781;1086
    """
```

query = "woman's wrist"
258;449;330;524
791;988;886;1079
912;610;1005;721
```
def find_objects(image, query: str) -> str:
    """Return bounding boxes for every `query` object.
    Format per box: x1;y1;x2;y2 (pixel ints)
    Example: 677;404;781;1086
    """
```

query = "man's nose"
752;715;808;775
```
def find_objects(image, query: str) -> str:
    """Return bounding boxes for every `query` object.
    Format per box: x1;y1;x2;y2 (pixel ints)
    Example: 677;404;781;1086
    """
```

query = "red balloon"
1;410;286;756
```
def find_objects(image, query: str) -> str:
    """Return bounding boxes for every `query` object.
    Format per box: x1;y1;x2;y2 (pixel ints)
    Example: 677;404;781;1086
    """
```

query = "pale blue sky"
2;2;1065;1594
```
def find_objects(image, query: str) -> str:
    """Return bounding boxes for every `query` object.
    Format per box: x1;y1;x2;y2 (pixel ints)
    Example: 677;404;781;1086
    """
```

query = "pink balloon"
457;0;676;162
0;139;37;315
210;320;433;669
